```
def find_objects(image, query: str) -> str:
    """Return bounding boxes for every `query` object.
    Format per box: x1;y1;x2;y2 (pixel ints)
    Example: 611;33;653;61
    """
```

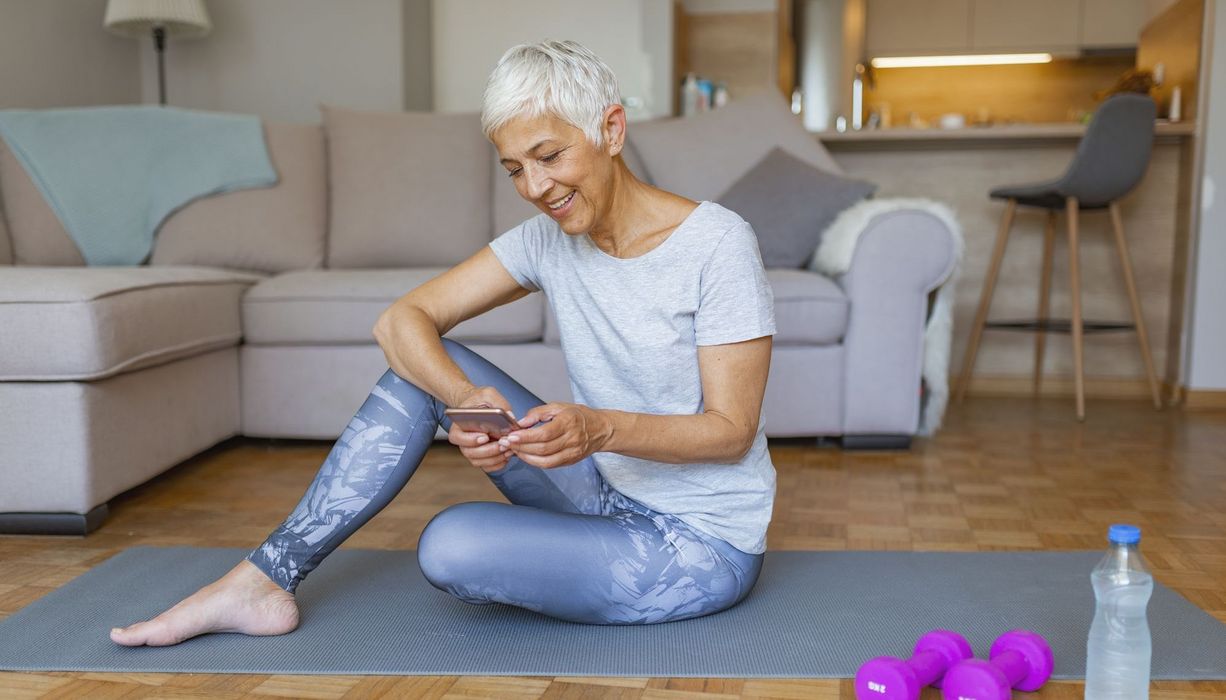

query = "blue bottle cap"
1108;524;1141;544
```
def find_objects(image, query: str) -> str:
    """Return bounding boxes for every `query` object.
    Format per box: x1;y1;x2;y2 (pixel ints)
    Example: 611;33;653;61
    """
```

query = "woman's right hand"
448;386;517;473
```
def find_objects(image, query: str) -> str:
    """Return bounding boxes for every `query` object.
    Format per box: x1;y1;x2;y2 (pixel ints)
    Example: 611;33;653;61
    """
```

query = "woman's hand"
448;386;516;473
501;402;613;469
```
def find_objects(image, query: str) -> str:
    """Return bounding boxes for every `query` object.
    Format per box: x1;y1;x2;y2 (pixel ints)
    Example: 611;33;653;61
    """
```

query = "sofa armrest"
837;209;958;435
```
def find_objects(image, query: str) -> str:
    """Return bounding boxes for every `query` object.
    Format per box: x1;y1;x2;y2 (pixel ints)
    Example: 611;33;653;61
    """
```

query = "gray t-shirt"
487;200;777;554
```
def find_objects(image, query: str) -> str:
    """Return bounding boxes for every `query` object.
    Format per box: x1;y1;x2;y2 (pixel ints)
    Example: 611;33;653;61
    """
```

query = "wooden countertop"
815;121;1195;144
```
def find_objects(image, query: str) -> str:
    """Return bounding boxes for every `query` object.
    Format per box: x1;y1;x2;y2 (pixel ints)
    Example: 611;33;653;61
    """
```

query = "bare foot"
110;559;299;647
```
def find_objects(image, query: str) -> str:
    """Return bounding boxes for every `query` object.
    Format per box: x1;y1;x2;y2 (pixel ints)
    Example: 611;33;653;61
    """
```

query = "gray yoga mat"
1;547;1224;678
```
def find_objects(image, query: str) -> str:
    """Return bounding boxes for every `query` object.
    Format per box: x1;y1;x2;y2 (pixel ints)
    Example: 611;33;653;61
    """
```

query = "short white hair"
481;39;622;148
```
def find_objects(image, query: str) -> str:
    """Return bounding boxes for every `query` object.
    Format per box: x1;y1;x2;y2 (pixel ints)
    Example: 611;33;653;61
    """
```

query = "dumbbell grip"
908;649;951;687
991;649;1030;687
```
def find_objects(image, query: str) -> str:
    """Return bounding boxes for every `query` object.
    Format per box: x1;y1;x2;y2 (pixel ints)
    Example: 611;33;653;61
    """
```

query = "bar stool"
955;93;1163;421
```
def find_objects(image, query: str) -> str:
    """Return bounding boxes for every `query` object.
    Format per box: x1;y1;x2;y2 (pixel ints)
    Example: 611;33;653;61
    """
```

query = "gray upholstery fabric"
0;136;85;266
489;137;653;237
0;347;240;513
991;94;1157;210
151;123;328;273
718;147;876;268
241;269;544;345
763;345;844;436
769;269;849;345
629;88;843;202
838;210;959;434
0;266;262;381
542;269;847;347
323;106;491;268
240;343;573;439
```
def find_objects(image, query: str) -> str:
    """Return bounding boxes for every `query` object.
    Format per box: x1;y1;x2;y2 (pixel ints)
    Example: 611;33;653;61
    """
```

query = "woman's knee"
417;501;506;591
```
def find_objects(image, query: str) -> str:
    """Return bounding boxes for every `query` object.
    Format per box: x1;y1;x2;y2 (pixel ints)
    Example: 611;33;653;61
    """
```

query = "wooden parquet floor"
2;397;1225;699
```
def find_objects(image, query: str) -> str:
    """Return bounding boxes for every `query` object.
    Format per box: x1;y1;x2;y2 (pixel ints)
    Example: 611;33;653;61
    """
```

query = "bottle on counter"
681;73;700;116
696;78;714;111
1084;524;1153;699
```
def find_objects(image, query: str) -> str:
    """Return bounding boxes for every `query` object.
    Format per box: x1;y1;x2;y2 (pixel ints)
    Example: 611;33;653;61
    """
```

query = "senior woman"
110;39;775;647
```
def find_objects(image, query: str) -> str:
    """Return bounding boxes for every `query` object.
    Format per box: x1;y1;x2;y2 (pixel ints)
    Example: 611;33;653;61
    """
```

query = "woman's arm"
506;335;772;466
602;335;772;463
373;246;532;407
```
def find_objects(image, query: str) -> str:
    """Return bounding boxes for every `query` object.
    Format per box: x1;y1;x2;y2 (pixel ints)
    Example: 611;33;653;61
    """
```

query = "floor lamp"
104;0;212;106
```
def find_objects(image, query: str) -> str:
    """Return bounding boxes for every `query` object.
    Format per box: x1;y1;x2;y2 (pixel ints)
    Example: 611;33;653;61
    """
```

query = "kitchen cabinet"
1081;0;1146;47
865;0;970;55
865;0;1146;56
971;0;1079;51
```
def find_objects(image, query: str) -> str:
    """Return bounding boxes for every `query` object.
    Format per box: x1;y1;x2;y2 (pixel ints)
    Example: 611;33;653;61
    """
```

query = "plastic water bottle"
1084;524;1153;699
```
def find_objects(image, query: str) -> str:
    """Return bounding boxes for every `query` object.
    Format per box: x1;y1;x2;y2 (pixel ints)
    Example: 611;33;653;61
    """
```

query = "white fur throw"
807;198;965;436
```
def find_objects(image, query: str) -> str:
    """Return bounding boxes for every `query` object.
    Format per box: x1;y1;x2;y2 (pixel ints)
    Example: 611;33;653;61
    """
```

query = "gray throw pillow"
716;146;876;268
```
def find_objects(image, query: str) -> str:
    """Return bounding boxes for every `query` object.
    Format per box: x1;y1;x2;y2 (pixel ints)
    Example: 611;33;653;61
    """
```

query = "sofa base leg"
840;434;913;451
0;502;110;536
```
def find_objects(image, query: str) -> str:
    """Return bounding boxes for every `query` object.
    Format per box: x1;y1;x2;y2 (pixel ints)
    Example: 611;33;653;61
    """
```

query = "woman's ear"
601;104;627;156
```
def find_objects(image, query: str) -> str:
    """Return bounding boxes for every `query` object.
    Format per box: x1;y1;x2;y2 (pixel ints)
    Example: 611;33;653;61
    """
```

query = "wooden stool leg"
1109;202;1163;409
1034;210;1057;395
1066;197;1085;421
956;199;1017;403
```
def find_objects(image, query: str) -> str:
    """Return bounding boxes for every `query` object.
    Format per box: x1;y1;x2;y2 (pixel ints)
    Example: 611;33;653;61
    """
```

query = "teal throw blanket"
0;105;278;266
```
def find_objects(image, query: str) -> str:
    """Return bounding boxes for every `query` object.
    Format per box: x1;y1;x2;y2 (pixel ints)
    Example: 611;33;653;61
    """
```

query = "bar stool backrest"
1057;93;1157;207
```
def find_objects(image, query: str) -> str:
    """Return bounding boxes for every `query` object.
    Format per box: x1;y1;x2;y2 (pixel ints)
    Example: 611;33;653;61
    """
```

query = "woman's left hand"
500;402;612;469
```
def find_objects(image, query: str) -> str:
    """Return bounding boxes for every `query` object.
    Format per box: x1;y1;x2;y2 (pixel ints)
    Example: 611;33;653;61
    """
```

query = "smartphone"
443;407;518;437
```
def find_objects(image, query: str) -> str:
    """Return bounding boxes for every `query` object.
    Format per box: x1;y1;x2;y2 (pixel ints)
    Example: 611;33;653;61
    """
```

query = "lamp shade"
104;0;211;38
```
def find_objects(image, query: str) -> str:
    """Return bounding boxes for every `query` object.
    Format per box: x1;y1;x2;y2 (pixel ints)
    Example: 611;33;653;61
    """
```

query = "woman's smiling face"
493;111;618;235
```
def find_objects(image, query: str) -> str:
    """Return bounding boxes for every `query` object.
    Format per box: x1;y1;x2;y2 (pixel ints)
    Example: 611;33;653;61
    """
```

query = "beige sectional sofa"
0;93;957;535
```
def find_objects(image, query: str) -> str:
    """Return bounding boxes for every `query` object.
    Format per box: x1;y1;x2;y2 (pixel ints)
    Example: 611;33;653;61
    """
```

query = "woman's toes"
110;622;151;646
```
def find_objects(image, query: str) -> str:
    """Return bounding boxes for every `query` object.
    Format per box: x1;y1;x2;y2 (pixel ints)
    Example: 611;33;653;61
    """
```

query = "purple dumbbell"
855;630;974;699
941;630;1054;700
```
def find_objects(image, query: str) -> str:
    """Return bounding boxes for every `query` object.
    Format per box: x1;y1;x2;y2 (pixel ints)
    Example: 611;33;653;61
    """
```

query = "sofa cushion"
242;269;544;345
0;266;263;381
544;268;847;347
491;137;654;236
0;136;84;265
323;106;491;268
717;147;876;269
151;122;327;273
628;88;844;202
769;269;849;344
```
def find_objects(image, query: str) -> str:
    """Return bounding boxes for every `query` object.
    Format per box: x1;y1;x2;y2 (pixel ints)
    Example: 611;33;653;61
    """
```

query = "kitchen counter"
815;121;1195;148
815;121;1197;399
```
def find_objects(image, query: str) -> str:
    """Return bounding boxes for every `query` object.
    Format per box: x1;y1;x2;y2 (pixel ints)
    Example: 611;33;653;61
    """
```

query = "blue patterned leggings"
245;338;763;625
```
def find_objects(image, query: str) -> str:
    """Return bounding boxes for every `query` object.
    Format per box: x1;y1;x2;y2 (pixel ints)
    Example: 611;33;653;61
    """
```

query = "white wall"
430;0;671;120
140;0;404;122
1185;0;1226;389
0;0;140;108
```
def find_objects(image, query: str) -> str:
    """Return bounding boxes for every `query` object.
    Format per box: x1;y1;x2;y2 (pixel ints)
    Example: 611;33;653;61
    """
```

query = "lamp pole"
153;25;167;106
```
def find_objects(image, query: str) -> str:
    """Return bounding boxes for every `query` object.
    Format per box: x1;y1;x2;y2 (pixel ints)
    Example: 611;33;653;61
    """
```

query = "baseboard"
1180;388;1226;410
0;502;109;536
965;375;1171;400
840;435;912;450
